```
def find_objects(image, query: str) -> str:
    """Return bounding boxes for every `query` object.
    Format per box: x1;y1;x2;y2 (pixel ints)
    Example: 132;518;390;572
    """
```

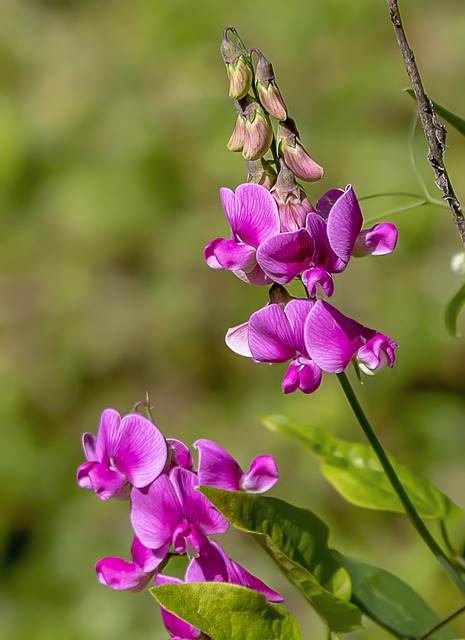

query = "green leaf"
262;415;461;521
150;582;302;640
200;486;362;633
406;89;465;137
333;552;456;640
445;282;465;337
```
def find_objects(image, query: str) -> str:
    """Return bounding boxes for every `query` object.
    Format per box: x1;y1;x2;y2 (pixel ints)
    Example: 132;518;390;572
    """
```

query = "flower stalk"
337;371;465;599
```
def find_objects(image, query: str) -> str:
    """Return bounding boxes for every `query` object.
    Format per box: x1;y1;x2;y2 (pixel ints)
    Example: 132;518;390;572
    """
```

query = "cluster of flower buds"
208;28;399;394
77;408;280;638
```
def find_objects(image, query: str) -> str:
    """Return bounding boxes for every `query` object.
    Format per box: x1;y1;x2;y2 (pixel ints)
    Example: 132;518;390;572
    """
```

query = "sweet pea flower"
155;574;207;639
130;467;229;560
77;409;167;500
257;184;363;296
204;183;280;285
304;300;397;374
186;540;283;603
226;297;322;394
95;536;164;592
194;439;278;493
353;222;398;257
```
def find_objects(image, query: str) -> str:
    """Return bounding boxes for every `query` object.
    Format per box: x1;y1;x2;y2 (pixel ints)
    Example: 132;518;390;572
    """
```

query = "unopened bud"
246;159;276;190
242;101;273;161
221;28;253;100
271;160;315;231
251;48;287;121
277;118;324;183
227;111;246;152
269;283;293;308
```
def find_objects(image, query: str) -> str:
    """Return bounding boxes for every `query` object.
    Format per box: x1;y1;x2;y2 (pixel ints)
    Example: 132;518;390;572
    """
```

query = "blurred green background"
1;0;465;638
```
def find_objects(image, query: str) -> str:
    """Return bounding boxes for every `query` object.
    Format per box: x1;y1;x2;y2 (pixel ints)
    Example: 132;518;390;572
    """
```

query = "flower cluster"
77;408;280;638
205;29;398;394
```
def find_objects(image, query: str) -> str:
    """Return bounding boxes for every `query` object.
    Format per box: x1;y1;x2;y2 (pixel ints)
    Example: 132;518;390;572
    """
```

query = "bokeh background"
1;0;465;638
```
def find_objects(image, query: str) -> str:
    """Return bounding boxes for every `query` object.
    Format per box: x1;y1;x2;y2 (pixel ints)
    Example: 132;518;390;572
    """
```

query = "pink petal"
95;556;153;592
225;183;280;247
131;536;165;573
282;358;322;394
225;322;253;358
305;212;342;272
207;238;257;271
301;267;334;298
326;185;363;265
171;467;229;537
282;298;314;356
166;438;193;471
357;334;397;373
305;301;368;373
81;433;97;461
95;408;122;463
130;474;183;550
315;188;344;219
240;455;278;493
256;228;313;284
233;262;273;286
194;439;242;491
353;222;398;257
248;304;296;362
79;461;127;500
113;414;167;488
156;575;202;639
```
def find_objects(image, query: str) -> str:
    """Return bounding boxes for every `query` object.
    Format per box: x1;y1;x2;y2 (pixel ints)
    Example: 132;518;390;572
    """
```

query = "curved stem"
337;371;465;598
416;604;465;640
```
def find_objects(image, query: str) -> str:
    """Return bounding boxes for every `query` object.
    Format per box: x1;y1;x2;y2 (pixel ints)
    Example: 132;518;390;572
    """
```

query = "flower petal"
282;298;314;356
357;334;397;374
353;222;398;257
233;262;272;286
226;183;280;247
78;461;127;500
326;185;363;265
194;439;242;491
240;455;278;493
130;474;183;550
301;267;334;298
113;414;167;488
81;433;97;461
166;438;194;471
305;300;368;373
282;358;322;394
225;321;253;358
171;467;229;537
248;304;296;362
155;575;202;639
95;408;122;463
315;188;344;219
257;228;314;284
131;536;165;573
207;238;257;271
95;556;152;592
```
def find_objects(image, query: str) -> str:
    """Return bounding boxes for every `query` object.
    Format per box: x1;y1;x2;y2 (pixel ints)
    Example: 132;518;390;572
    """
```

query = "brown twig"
386;0;465;247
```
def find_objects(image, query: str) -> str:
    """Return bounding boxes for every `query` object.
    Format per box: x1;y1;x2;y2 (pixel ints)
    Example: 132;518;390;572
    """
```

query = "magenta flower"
155;574;207;639
304;300;397;374
186;540;283;603
204;183;280;285
226;298;322;394
256;185;363;295
194;439;278;493
130;467;229;560
353;222;398;257
166;438;194;472
95;536;163;592
77;409;167;500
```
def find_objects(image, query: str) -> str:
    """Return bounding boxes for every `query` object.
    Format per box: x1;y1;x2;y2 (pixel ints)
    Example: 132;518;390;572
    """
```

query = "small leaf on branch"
406;89;465;137
199;486;362;633
445;283;465;337
150;582;302;640
262;415;462;521
333;552;456;639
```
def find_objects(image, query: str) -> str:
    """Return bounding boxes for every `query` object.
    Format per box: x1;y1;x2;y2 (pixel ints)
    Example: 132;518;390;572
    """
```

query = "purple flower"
204;183;280;285
353;222;398;257
226;298;322;394
155;574;206;639
166;438;194;472
194;439;278;493
256;185;363;294
77;409;167;500
304;300;397;374
130;467;229;560
186;540;283;603
95;536;163;592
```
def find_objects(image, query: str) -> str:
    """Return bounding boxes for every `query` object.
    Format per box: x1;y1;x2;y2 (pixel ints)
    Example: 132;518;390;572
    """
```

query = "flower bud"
246;159;276;190
271;160;315;231
277;118;324;183
220;28;253;100
242;100;273;161
251;48;287;121
227;111;246;152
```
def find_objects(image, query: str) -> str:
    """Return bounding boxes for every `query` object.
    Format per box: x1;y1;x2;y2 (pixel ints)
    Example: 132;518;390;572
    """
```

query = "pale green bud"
277;118;324;183
251;48;287;121
221;28;253;100
242;102;273;161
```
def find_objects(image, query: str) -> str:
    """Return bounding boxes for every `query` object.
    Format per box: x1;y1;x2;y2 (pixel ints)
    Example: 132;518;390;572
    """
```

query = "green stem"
337;371;465;599
416;604;465;640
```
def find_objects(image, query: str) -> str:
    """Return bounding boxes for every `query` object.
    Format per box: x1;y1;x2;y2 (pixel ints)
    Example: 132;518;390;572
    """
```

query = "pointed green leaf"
262;415;461;521
150;582;301;640
445;282;465;337
406;89;465;137
199;486;362;633
333;552;456;639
